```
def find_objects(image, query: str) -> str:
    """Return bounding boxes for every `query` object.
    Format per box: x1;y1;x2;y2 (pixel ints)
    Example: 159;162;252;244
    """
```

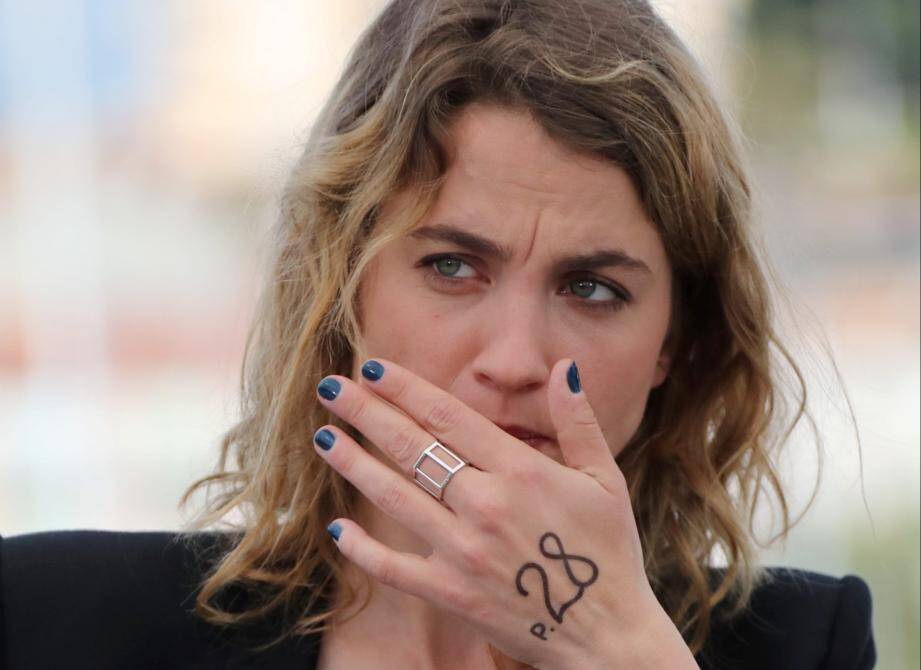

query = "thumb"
549;358;624;493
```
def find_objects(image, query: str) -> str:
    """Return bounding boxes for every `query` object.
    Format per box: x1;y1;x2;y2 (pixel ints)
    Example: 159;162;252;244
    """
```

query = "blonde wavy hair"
178;0;861;661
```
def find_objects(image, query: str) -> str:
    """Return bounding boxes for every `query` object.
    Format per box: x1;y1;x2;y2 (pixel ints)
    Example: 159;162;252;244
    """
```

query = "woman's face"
354;102;672;463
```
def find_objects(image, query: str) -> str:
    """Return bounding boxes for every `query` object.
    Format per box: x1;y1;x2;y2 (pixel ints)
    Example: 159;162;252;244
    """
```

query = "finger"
316;373;481;493
326;517;442;600
548;358;624;493
355;357;537;473
313;426;457;548
317;374;494;511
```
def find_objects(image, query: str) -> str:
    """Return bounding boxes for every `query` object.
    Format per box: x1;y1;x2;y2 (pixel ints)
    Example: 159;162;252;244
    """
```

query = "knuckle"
335;449;359;476
466;495;506;534
388;423;421;465
457;540;491;577
508;464;546;490
466;589;493;621
571;402;597;428
348;393;370;425
370;553;397;587
390;372;412;405
376;483;408;518
423;397;461;434
441;580;475;612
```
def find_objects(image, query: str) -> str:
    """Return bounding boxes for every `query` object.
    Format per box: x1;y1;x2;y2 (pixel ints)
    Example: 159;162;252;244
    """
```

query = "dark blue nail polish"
327;521;342;541
317;377;341;401
314;428;335;451
361;360;385;381
567;361;581;393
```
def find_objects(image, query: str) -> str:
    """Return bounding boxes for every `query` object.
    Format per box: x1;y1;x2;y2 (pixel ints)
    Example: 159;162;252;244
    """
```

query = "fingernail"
567;361;581;393
361;360;385;381
327;521;342;541
317;377;341;401
314;428;336;451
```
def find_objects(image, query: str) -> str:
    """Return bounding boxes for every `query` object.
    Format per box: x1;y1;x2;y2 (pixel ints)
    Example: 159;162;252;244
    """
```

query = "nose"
469;295;552;394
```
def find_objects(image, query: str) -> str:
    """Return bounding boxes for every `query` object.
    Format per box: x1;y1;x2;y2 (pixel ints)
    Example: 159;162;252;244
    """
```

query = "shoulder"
0;529;229;630
0;527;230;576
0;529;320;670
697;566;876;670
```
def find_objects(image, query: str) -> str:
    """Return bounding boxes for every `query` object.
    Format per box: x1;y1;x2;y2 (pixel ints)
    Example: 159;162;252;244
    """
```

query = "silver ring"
412;440;469;501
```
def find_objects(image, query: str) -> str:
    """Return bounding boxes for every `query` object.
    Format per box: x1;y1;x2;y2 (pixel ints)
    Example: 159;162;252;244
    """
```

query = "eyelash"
417;253;632;312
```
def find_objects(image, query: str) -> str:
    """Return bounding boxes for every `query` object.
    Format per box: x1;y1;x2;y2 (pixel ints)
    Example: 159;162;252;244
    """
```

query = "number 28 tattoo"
515;531;600;641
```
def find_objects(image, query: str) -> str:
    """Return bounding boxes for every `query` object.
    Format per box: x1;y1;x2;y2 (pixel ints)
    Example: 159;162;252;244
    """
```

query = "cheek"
359;271;467;372
585;336;664;455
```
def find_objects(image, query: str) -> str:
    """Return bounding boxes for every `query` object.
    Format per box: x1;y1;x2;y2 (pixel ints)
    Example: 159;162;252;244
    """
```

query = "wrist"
630;610;699;670
573;591;699;670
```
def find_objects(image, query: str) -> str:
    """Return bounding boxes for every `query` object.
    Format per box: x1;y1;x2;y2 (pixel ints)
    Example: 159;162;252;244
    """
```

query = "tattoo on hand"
515;531;600;640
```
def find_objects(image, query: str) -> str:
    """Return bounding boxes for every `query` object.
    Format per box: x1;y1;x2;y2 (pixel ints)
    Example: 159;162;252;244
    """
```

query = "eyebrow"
408;224;653;275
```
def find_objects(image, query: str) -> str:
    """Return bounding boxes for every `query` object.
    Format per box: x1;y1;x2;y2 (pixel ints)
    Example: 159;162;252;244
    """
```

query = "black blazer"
0;530;876;669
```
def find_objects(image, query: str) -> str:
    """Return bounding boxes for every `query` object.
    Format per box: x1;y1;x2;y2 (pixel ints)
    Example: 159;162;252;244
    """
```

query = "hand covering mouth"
496;424;552;441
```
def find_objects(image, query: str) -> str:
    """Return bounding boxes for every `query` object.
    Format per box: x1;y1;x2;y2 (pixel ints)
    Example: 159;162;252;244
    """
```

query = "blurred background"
0;0;917;666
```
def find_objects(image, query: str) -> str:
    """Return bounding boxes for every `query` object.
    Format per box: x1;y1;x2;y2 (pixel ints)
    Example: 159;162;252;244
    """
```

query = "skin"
317;102;674;670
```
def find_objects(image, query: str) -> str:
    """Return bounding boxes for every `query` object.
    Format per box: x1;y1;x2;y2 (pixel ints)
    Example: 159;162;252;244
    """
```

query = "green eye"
568;278;618;302
434;257;463;277
419;253;631;313
570;279;596;298
426;255;477;279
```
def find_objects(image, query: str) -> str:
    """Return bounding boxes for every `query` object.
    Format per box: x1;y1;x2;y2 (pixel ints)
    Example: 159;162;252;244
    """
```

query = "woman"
0;0;876;668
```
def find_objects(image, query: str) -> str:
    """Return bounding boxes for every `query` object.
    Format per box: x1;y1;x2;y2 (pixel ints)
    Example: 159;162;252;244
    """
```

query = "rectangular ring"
412;441;467;499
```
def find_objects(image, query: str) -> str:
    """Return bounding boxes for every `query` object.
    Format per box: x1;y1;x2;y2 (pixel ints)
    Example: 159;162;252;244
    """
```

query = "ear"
652;315;676;388
652;351;671;388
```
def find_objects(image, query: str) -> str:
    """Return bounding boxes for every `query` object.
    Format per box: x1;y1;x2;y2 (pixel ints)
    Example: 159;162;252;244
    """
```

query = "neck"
323;440;528;670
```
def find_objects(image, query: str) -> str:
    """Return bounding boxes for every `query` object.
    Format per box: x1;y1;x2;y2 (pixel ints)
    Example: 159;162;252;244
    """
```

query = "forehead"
445;102;613;191
417;103;662;258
